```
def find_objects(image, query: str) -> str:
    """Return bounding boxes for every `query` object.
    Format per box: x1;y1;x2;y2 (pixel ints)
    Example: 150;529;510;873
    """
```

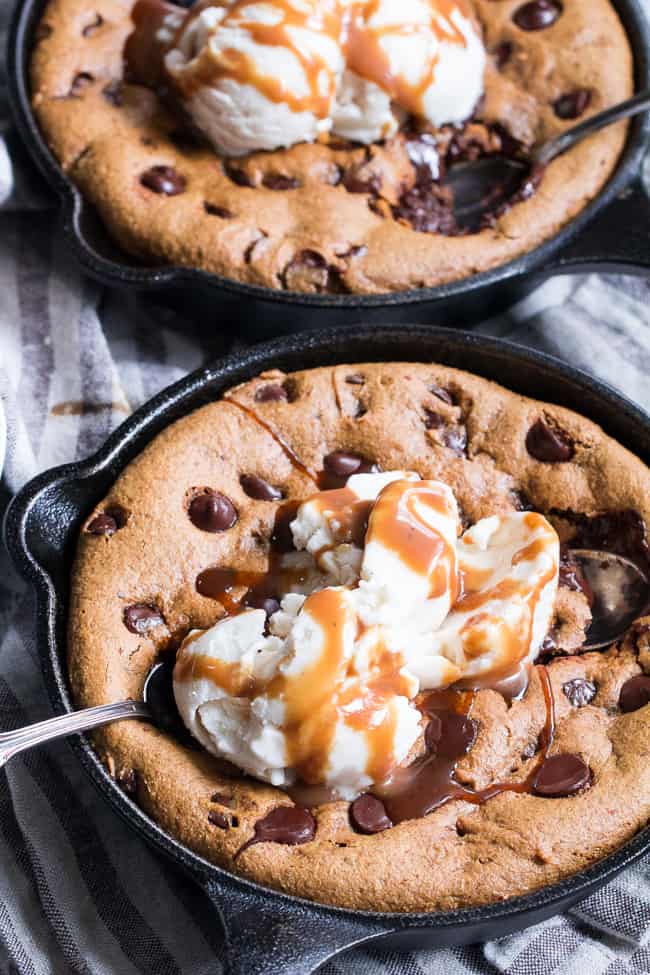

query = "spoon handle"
535;89;650;166
0;700;149;769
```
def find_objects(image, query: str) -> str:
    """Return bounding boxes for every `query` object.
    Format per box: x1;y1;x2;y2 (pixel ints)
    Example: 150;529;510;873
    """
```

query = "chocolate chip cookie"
30;0;633;293
68;362;650;911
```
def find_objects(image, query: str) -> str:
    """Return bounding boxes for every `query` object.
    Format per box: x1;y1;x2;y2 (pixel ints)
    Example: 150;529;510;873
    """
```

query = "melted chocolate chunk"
350;795;393;834
123;604;164;634
345;374;365;385
562;678;597;708
234;806;315;859
525;418;574;462
254;383;288;403
532;753;591;797
87;513;118;536
619;674;650;713
70;72;93;96
494;40;513;68
140;165;186;196
554;89;592;120
342;166;382;195
429;383;453;405
102;81;123;106
211;791;234;806
188;490;237;532
425;710;478;760
204;202;233;218
271;501;300;552
513;0;562;31
559;545;593;603
392;179;457;235
82;13;103;36
208;810;230;830
240;473;283;502
262;173;300;190
320;451;380;489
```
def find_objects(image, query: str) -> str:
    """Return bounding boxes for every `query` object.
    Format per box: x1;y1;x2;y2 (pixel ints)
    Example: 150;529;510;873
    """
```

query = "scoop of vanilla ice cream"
418;512;559;686
346;0;485;128
174;588;421;797
173;475;559;798
165;1;345;156
162;0;484;155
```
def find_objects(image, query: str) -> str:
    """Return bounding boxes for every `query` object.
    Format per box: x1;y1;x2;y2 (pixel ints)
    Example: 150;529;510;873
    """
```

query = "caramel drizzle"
223;396;318;485
169;0;473;119
345;0;470;118
367;479;459;599
171;0;343;114
375;665;556;824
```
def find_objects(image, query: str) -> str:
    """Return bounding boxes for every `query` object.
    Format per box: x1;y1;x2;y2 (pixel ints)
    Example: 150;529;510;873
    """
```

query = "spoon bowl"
575;549;650;650
445;89;650;230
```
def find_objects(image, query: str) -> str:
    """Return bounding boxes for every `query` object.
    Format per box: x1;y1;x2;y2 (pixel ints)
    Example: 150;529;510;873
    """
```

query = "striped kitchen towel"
1;0;650;969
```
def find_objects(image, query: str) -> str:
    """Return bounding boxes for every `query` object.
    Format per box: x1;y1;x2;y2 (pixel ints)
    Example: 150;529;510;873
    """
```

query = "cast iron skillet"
4;326;650;974
6;0;650;334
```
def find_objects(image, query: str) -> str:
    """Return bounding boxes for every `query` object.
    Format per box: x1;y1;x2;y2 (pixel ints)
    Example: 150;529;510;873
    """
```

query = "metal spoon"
2;550;648;766
445;89;650;229
574;550;649;651
0;658;175;770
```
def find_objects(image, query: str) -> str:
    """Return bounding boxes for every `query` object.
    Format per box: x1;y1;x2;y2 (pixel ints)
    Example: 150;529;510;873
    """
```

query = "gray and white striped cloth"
2;0;650;969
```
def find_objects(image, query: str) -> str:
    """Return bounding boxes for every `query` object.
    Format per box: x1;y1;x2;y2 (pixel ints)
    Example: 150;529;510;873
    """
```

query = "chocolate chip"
425;710;478;759
208;810;230;830
513;0;562;31
204;202;233;218
70;72;94;96
424;409;444;430
532;753;591;797
117;768;138;796
140;166;186;196
562;678;597;708
619;675;650;713
35;22;53;41
224;162;252;187
345;374;365;385
123;604;164;634
188;490;238;532
342;168;382;195
102;81;123;106
444;427;467;456
262;173;300;190
494;40;513;68
254;383;288;403
430;383;453;405
244;593;281;617
323;451;374;478
210;792;233;806
271;502;299;553
511;489;534;512
350;795;393;834
525;418;574;462
554;89;591;120
237;806;316;856
82;13;103;36
87;513;118;536
240;473;283;502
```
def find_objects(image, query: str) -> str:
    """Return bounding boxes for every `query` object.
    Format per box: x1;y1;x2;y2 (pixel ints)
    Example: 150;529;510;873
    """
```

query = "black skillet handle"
542;175;650;275
202;875;395;975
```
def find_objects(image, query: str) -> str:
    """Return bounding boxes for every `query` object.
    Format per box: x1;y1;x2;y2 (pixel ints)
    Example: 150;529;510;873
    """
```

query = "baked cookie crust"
30;0;633;294
68;362;650;911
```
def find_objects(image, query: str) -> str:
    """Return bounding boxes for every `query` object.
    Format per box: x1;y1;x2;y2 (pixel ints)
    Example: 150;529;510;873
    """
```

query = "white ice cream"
174;474;559;798
163;0;485;156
